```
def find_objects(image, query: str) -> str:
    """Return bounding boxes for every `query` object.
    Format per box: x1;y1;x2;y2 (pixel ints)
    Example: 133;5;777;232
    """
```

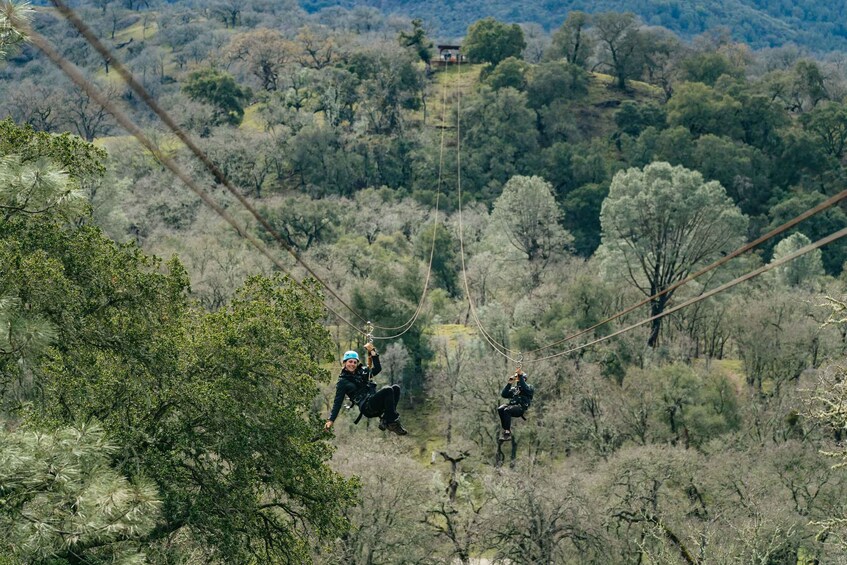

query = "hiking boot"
378;418;387;431
386;420;407;435
499;429;512;441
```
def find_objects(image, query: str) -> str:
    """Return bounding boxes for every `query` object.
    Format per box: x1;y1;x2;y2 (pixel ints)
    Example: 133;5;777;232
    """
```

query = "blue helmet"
342;350;359;362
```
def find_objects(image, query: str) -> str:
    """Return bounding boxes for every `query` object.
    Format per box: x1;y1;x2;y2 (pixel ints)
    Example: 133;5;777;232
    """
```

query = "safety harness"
351;324;377;424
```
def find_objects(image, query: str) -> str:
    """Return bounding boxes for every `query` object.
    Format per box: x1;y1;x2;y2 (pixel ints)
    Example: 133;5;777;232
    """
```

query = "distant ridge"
299;0;847;52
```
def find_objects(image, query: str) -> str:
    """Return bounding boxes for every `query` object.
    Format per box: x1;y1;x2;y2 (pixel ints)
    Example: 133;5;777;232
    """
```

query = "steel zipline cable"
452;55;523;366
13;1;446;340
530;226;847;362
368;65;451;340
519;185;847;357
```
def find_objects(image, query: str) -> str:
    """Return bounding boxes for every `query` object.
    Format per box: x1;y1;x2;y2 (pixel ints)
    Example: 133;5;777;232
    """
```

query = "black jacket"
501;376;534;409
328;355;382;422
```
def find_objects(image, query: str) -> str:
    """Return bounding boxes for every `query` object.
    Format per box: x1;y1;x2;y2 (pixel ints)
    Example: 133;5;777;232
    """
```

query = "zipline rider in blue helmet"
325;343;407;435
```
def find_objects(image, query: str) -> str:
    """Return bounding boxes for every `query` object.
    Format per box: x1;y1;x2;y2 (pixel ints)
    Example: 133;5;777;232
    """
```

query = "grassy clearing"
114;19;159;43
240;103;264;132
693;357;746;392
94;132;185;157
421;63;663;140
424;63;484;128
432;323;474;341
574;72;664;140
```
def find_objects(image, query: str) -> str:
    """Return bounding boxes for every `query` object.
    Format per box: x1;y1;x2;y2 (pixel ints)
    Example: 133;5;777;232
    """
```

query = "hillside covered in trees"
3;0;847;562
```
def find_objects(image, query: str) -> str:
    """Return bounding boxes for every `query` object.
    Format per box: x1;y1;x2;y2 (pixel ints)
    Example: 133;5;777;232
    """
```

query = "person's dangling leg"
498;404;511;437
381;385;406;435
381;384;401;431
498;404;524;440
368;386;406;434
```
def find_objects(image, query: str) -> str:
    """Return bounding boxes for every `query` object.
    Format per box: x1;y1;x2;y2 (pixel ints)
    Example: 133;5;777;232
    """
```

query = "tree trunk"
647;294;668;347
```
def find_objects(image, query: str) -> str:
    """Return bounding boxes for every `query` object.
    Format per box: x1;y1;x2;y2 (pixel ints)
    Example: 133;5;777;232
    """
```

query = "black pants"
363;384;401;423
498;404;525;431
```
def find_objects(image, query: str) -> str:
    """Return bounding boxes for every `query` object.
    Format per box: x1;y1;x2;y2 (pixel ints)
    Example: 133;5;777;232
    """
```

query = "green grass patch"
114;19;159;43
425;63;484;128
94;132;184;157
433;323;473;339
692;357;746;392
240;103;264;132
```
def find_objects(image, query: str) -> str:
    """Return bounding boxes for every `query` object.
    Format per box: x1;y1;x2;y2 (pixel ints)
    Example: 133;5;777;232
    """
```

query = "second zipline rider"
498;369;534;441
325;343;408;435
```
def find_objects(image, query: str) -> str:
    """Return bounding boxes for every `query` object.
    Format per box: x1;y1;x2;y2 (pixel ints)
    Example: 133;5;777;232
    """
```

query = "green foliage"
767;192;847;276
0;421;161;563
689;133;771;217
398;18;433;66
762;59;831;114
488;175;571;267
344;48;425;134
730;90;790;152
352;273;433;403
592;11;645;90
768;233;824;289
799;101;847;160
679;51;745;85
0;154;87;220
358;54;426;133
485;56;528;91
258;193;341;251
414;222;459;297
561;182;607;257
538;141;609;201
730;289;829;393
0;118;107;179
300;1;847;53
286;124;361;196
1;154;357;560
0;156;89;400
458;86;539;199
182;68;252;126
463;17;526;67
550;11;594;67
614;100;667;138
626;364;741;447
0;2;30;60
7;4;847;561
620;125;695;169
525;60;589;110
666;82;743;138
769;128;831;190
